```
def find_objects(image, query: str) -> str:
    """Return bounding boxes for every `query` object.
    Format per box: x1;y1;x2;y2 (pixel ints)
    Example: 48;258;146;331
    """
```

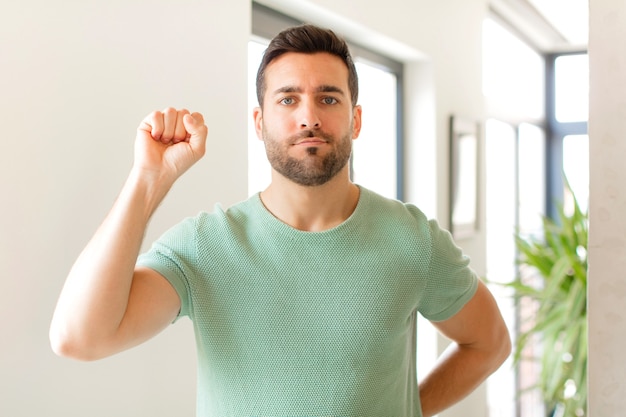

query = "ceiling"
490;0;589;52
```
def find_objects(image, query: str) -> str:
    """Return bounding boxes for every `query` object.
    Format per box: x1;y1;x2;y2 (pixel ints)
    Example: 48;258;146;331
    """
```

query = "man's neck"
260;172;360;232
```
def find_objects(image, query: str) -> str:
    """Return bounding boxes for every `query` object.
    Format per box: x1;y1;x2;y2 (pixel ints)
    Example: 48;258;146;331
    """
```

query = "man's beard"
262;127;353;187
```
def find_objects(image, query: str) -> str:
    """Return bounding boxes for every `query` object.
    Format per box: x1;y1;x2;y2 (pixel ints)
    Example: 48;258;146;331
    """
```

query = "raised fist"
134;107;208;184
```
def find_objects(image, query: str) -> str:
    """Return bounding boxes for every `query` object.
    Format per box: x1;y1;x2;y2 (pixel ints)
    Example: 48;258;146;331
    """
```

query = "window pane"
517;122;547;417
563;134;589;213
352;60;397;199
485;121;547;417
555;54;589;123
247;40;272;196
485;119;517;417
518;123;546;235
486;119;517;279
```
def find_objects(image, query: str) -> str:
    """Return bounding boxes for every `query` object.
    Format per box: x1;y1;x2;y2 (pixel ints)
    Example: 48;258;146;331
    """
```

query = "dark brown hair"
255;24;359;107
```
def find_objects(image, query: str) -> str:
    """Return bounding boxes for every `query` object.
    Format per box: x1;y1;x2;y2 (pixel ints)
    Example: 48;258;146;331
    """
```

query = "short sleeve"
418;219;478;322
136;217;198;319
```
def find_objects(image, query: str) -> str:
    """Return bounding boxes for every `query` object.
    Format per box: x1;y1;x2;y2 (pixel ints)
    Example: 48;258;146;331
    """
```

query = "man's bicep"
114;267;182;350
430;280;509;348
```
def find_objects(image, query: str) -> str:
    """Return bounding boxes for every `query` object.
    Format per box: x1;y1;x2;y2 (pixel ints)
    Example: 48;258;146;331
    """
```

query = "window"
555;54;589;123
248;3;403;199
483;16;547;417
563;134;589;213
484;16;588;417
351;60;398;199
547;52;589;216
248;40;272;196
485;119;518;417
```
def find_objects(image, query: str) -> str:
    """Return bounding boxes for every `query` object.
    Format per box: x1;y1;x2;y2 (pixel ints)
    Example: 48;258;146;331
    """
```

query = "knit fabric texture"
137;186;478;417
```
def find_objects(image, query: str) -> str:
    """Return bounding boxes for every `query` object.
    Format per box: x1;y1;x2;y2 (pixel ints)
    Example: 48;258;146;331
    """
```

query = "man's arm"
49;108;207;361
419;280;511;417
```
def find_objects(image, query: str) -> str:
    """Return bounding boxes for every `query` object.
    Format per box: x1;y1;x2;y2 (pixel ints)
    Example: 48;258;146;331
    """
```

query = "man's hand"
134;107;208;185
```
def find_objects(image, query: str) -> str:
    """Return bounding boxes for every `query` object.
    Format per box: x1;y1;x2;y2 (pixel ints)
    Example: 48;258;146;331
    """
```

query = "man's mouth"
295;138;327;145
291;130;331;146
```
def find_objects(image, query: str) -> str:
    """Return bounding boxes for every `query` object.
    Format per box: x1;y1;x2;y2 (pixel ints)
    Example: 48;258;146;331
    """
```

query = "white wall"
588;0;626;415
0;1;489;416
0;1;249;416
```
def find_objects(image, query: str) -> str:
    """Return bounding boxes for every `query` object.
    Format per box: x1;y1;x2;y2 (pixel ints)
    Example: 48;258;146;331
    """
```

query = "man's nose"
299;100;321;129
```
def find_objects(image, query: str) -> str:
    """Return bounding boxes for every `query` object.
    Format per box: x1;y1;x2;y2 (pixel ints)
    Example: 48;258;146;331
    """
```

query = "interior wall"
588;0;626;414
0;1;489;416
0;1;249;416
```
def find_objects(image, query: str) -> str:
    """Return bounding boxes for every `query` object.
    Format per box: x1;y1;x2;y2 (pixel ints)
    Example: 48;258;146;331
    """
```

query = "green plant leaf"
499;177;588;415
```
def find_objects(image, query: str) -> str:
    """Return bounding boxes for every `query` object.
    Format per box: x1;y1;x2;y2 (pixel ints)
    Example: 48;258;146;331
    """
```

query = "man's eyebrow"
271;85;346;96
316;85;346;95
272;86;301;96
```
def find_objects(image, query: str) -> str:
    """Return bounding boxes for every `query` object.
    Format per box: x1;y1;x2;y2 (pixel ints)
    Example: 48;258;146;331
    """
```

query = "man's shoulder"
192;194;262;225
185;194;275;247
359;186;429;224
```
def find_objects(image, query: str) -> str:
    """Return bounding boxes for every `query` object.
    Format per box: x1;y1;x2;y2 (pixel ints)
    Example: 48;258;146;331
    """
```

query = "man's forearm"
418;339;510;417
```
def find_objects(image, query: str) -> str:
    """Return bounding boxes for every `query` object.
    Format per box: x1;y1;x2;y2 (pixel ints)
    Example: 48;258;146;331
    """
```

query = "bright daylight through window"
483;16;546;417
483;13;589;417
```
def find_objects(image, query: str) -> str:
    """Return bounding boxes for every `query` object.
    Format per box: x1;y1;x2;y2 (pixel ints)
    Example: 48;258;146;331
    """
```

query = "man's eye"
280;97;295;105
322;97;338;105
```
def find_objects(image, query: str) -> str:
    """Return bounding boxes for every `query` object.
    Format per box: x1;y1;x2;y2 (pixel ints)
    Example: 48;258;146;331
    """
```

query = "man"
50;24;510;417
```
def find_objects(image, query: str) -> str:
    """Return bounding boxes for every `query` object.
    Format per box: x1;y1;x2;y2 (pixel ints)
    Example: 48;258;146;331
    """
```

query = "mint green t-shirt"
137;186;478;417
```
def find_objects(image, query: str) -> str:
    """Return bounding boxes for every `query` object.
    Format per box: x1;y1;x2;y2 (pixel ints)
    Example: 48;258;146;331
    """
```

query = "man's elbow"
491;323;512;370
49;324;108;362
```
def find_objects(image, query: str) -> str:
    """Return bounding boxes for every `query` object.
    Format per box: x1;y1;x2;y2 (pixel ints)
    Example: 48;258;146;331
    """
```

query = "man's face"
253;52;362;186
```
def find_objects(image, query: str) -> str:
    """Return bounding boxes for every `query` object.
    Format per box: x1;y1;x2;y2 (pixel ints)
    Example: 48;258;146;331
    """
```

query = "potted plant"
507;185;588;416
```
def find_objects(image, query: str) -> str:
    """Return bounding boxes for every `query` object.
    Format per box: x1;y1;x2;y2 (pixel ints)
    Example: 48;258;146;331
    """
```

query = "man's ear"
253;107;263;140
352;105;362;139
